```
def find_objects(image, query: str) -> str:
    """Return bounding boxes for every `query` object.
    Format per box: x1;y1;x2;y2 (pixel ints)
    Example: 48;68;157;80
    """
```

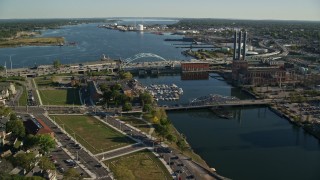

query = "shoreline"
0;37;65;48
241;87;320;141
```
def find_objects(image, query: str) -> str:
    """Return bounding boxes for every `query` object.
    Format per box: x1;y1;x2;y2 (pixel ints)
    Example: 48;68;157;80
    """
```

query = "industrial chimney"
233;31;237;60
242;31;247;60
237;31;242;60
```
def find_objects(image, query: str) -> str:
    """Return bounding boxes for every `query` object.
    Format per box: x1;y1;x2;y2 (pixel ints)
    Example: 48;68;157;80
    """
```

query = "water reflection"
181;72;209;80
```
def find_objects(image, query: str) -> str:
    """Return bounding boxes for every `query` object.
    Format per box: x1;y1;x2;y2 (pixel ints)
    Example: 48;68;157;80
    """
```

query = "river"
1;20;320;180
137;75;320;180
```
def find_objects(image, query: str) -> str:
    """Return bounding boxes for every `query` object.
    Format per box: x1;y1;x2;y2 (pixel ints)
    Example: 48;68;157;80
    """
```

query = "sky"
0;0;319;21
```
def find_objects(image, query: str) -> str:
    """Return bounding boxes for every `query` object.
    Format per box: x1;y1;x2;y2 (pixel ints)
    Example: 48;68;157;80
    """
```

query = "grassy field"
51;115;134;154
35;77;54;87
0;37;64;48
105;150;172;180
39;89;81;105
118;116;151;135
143;114;210;169
18;86;28;106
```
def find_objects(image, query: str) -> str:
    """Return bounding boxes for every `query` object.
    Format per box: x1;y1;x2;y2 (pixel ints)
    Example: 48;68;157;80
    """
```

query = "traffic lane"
36;114;111;179
50;147;87;177
104;117;196;178
159;151;193;180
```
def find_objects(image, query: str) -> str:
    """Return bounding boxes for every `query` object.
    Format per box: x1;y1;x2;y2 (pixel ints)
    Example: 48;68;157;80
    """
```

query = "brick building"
181;62;209;72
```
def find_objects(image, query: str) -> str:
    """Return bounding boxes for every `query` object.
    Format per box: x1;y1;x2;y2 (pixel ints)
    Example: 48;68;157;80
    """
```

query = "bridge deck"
164;99;269;111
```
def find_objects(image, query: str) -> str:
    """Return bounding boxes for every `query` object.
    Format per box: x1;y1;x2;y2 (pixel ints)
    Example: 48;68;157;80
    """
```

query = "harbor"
145;83;183;101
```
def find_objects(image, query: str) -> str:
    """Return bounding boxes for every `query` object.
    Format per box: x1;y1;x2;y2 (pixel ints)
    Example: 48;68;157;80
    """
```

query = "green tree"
0;65;5;71
64;168;82;180
143;104;153;113
139;92;153;106
0;106;12;116
36;134;55;154
53;59;61;69
6;119;25;138
177;139;188;151
13;152;36;171
10;113;18;121
39;156;55;171
166;134;177;143
122;102;132;112
119;71;133;80
24;134;38;149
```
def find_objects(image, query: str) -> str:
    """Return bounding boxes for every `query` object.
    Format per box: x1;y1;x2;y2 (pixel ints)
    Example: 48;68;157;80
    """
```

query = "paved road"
99;115;222;180
34;113;112;180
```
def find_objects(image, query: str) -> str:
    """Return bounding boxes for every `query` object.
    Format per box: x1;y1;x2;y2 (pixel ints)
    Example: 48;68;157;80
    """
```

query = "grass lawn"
35;77;54;87
105;150;172;180
18;86;27;106
51;115;134;154
118;116;151;135
0;37;64;48
39;89;81;105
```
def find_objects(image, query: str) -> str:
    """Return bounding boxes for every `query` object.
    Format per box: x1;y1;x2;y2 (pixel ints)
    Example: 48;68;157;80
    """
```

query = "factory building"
232;31;286;86
181;62;209;72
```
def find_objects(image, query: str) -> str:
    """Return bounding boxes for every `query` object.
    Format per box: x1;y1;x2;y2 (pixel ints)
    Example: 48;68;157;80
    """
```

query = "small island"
0;36;65;48
0;18;107;48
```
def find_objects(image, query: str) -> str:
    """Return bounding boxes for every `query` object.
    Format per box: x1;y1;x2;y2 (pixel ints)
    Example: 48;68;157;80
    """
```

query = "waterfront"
0;20;188;68
138;75;320;180
1;21;320;180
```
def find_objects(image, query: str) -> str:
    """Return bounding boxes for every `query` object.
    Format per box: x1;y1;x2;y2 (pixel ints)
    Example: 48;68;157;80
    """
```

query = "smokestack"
242;31;247;61
237;31;242;60
233;31;237;60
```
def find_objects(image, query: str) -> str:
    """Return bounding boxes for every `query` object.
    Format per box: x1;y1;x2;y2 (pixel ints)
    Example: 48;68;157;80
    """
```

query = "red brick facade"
181;62;209;72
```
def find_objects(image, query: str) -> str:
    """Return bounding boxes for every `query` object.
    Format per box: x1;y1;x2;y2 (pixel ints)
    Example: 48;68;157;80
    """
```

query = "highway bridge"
164;99;270;111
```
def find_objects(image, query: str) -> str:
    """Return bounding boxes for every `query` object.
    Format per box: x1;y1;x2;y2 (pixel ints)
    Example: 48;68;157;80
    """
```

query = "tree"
64;168;82;180
36;134;56;154
53;59;61;69
6;119;25;138
0;106;12;117
139;92;153;106
177;139;189;151
39;156;55;171
122;102;132;112
0;65;5;71
13;152;36;171
24;134;38;149
119;71;133;80
143;104;153;113
10;113;18;121
166;134;177;143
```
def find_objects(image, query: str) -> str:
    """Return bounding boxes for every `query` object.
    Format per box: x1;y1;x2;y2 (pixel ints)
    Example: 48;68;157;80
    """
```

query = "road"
98;115;225;180
34;113;112;179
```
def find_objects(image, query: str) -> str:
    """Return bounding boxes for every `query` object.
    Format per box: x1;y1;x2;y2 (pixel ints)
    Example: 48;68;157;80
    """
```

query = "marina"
145;84;183;101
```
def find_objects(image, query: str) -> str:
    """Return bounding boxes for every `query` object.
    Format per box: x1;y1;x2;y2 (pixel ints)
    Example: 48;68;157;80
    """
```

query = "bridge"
164;99;269;110
162;94;270;111
121;53;170;67
120;53;181;75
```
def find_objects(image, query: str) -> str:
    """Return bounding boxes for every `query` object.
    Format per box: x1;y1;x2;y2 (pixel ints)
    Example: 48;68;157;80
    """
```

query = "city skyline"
0;0;319;21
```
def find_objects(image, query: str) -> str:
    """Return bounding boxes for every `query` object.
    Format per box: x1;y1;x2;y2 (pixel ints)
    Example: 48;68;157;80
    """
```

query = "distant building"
137;24;144;31
181;62;209;72
24;117;54;138
0;82;16;100
231;31;286;86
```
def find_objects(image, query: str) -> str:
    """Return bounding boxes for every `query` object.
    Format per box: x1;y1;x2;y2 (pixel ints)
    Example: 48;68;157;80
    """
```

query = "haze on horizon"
0;0;319;21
